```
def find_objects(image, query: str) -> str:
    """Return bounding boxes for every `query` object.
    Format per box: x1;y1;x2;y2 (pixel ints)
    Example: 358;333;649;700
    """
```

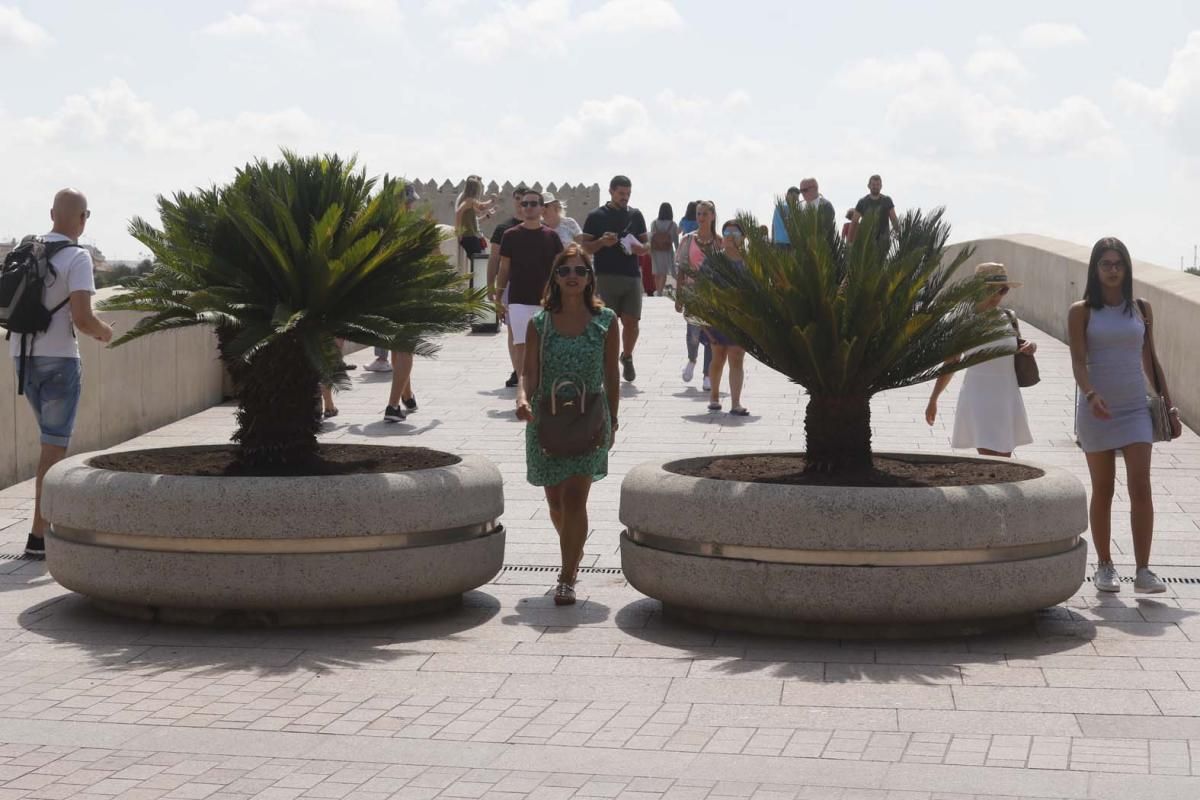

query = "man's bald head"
51;188;89;239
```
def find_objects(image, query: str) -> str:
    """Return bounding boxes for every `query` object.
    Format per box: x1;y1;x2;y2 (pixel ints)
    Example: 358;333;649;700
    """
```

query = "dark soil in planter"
669;454;1041;488
90;444;460;477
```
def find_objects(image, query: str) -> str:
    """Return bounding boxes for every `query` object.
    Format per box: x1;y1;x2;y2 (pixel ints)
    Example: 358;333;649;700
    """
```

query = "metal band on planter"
50;522;502;555
624;529;1080;567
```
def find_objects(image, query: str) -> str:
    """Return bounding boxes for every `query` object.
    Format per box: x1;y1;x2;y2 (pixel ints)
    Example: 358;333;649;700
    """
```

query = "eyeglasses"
555;265;591;278
520;201;542;208
1097;260;1124;271
83;210;91;219
800;186;816;193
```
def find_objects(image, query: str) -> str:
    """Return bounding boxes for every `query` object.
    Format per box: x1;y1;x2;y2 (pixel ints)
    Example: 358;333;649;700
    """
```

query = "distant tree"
1186;267;1200;277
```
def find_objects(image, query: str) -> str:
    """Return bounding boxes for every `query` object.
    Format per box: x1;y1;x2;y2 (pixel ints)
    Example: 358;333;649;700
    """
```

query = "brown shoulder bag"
1003;309;1040;388
535;317;606;457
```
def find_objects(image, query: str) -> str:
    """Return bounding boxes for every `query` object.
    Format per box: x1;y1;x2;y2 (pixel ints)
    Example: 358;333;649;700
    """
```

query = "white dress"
950;326;1033;452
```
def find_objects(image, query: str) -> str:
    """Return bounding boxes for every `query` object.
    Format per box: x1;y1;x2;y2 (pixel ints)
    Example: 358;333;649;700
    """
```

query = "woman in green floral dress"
516;245;620;605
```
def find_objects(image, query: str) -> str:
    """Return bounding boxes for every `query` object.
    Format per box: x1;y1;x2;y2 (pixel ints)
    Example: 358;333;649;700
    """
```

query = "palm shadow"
609;598;1098;685
17;589;503;678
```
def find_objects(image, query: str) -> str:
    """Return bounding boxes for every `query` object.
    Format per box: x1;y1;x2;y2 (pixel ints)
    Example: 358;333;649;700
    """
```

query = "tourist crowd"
3;180;1184;605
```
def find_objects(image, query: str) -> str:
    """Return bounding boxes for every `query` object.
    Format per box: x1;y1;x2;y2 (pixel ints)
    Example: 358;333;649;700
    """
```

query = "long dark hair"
682;201;698;222
542;244;603;315
658;202;673;221
1083;236;1134;315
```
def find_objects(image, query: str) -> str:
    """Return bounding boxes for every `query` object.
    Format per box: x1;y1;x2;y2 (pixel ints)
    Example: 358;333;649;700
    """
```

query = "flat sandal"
553;581;576;606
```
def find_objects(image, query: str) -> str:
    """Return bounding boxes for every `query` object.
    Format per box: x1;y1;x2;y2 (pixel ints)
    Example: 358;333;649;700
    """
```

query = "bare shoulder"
1068;301;1089;317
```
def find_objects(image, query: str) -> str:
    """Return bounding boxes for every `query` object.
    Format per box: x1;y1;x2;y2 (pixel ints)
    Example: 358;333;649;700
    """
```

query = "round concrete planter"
620;452;1088;638
40;446;505;625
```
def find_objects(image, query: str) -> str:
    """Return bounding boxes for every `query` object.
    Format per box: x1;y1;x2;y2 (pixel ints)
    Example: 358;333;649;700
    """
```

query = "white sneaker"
1094;562;1121;593
1135;567;1167;594
364;357;392;373
682;361;695;383
702;375;711;392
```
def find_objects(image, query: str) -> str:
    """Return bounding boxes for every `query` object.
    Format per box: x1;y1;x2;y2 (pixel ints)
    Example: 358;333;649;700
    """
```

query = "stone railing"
0;288;226;489
947;234;1200;428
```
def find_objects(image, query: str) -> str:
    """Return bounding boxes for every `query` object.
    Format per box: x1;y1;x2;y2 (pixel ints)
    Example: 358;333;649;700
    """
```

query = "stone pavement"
1;297;1200;800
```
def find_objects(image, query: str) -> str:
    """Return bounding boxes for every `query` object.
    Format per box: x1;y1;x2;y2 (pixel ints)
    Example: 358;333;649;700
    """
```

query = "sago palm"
681;204;1013;474
101;151;484;472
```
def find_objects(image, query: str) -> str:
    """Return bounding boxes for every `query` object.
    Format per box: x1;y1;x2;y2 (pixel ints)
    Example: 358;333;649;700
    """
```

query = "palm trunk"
232;332;321;472
804;393;873;475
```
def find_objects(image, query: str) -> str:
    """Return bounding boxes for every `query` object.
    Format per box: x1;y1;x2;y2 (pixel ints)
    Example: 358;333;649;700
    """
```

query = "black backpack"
0;236;80;394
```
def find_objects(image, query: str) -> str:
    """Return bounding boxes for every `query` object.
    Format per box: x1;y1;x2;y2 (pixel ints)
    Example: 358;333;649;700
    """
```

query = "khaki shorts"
595;274;643;319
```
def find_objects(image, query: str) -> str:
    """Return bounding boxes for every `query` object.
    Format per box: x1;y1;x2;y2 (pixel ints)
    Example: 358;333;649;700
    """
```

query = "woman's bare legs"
728;347;746;410
1085;450;1118;563
544;475;592;583
708;344;728;405
1122;443;1154;568
388;351;414;407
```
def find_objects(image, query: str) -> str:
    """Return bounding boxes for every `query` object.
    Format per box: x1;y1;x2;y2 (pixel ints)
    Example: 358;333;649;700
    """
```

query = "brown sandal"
553;582;576;606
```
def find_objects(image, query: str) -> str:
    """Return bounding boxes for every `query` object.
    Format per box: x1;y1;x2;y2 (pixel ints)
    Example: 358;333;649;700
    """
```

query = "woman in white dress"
925;262;1036;457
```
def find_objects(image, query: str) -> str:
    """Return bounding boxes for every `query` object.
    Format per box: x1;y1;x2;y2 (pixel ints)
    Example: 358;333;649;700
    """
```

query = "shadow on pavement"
17;589;504;677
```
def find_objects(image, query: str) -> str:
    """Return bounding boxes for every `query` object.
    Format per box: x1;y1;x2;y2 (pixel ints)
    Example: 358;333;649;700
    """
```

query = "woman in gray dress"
1068;237;1182;594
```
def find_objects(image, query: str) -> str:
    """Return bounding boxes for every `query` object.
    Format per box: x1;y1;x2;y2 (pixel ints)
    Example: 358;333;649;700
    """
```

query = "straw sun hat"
973;262;1023;289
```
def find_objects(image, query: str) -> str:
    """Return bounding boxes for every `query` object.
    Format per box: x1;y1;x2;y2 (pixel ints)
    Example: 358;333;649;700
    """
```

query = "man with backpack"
1;189;112;558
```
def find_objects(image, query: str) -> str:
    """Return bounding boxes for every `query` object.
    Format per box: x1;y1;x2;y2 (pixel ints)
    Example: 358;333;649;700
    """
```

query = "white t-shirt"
8;233;96;359
553;217;582;247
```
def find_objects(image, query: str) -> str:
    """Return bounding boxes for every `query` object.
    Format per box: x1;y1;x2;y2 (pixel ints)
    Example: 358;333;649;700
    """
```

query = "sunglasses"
722;229;742;238
555;265;592;278
520;200;542;208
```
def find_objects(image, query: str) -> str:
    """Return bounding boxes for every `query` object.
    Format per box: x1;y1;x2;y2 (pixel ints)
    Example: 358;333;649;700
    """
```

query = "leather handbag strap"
1136;298;1165;396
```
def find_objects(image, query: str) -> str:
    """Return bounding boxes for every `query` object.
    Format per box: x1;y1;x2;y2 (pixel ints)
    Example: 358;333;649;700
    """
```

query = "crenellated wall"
408;179;601;233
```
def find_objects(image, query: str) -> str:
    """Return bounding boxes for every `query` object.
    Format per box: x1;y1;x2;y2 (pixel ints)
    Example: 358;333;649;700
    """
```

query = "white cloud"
1114;31;1200;154
247;0;400;16
577;0;681;33
722;90;752;111
0;4;50;48
839;49;1120;158
203;0;401;38
965;48;1029;81
453;0;679;61
1018;22;1087;49
10;79;319;152
203;13;271;37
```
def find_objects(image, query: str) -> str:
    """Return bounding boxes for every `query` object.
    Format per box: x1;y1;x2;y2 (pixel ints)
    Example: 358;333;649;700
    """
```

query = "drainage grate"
499;564;623;576
1085;575;1200;585
0;553;35;561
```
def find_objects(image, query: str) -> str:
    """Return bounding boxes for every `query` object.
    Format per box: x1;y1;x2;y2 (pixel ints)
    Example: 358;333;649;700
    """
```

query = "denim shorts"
15;357;82;447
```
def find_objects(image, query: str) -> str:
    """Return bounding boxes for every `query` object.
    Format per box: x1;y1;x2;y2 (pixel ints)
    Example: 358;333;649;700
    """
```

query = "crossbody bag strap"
1002;308;1020;338
1136;298;1165;396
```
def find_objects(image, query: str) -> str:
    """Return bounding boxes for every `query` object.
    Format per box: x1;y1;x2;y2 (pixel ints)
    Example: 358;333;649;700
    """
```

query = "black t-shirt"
582;203;647;277
854;194;895;236
500;224;564;305
490;216;520;245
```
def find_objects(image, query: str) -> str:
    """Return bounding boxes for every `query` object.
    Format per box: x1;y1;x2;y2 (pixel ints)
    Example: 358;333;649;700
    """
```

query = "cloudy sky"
1;1;1197;267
